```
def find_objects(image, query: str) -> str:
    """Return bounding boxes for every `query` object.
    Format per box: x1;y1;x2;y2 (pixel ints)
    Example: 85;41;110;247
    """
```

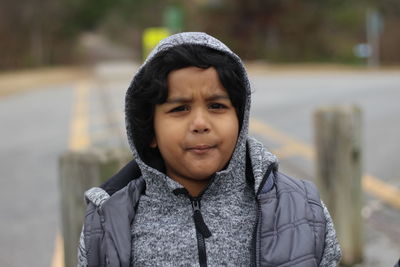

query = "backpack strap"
100;160;142;196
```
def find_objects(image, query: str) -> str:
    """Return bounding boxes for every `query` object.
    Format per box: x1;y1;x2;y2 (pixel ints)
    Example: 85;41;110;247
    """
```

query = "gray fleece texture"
78;32;341;266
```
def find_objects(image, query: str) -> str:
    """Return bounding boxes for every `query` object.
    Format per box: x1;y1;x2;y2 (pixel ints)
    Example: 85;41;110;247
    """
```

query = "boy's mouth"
186;145;217;154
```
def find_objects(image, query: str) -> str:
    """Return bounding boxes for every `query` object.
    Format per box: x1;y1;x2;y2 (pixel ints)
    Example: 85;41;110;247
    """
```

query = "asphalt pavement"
0;62;399;266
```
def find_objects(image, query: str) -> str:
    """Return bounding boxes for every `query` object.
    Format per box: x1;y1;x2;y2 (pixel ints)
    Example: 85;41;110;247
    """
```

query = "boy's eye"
209;103;227;109
170;105;190;113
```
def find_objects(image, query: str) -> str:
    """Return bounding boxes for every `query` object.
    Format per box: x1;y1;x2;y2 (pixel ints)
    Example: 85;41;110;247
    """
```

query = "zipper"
173;188;212;267
191;198;211;267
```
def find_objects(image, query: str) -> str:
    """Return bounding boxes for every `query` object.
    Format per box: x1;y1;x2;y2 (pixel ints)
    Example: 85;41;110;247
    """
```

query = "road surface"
0;62;399;266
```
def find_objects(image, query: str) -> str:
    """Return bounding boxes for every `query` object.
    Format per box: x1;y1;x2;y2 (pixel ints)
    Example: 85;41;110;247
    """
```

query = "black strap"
100;160;142;196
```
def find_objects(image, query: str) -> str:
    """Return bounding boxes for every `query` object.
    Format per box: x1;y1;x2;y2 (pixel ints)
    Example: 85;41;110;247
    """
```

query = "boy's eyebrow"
165;97;191;104
206;94;230;101
165;94;230;104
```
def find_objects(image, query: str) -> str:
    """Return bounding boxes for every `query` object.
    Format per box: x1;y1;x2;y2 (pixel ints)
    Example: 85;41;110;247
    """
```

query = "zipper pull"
191;199;212;238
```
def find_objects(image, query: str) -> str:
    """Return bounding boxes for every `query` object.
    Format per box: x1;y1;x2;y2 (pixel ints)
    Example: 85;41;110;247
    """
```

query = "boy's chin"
185;168;223;182
180;170;211;181
188;160;232;177
166;161;228;184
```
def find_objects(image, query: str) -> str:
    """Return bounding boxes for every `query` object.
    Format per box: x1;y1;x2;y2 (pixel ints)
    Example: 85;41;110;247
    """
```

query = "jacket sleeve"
77;226;88;267
319;200;342;267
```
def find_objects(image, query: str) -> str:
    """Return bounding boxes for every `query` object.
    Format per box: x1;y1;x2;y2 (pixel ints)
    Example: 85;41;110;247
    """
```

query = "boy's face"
152;67;239;192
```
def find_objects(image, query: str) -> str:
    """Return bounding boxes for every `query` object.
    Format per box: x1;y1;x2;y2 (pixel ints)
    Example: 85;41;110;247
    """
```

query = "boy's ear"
149;138;157;148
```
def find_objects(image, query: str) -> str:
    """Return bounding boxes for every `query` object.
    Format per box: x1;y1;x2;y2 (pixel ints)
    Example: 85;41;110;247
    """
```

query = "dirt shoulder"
0;66;92;98
2;62;399;98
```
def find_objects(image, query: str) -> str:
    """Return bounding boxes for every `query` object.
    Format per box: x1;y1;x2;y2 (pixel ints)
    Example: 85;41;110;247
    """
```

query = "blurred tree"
0;0;65;68
183;0;370;63
372;0;400;64
1;0;400;70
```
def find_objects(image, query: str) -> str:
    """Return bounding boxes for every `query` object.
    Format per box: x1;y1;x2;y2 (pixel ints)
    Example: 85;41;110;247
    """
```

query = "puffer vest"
83;165;326;267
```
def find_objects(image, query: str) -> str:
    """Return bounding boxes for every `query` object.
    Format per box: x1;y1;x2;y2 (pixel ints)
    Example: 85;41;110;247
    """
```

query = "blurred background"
0;0;399;266
1;0;400;68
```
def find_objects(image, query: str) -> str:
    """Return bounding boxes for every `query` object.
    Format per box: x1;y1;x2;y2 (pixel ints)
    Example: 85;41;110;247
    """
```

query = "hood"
124;32;275;194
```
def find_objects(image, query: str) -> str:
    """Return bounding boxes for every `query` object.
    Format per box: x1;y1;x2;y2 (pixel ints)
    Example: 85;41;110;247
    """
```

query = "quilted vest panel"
256;171;326;266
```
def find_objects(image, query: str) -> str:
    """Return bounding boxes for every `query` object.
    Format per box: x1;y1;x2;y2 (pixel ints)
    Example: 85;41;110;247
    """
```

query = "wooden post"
59;148;132;267
314;105;363;266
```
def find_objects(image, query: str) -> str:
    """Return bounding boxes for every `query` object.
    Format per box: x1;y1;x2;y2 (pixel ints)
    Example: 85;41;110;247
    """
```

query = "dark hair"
126;44;248;169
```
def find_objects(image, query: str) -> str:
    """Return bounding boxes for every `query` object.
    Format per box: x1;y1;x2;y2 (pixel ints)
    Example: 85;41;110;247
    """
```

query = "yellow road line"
250;119;314;159
51;233;64;267
69;80;90;151
271;145;306;159
53;81;91;267
363;174;400;210
249;118;400;210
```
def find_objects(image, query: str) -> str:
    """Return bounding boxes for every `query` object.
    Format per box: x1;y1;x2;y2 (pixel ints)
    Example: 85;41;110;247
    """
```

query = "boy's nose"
190;109;210;134
193;127;209;134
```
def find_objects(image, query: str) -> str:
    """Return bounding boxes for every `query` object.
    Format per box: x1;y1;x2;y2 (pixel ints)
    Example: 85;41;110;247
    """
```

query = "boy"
78;32;341;266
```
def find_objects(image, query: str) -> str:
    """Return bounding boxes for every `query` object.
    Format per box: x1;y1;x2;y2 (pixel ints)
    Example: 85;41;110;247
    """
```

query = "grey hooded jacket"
78;32;341;266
